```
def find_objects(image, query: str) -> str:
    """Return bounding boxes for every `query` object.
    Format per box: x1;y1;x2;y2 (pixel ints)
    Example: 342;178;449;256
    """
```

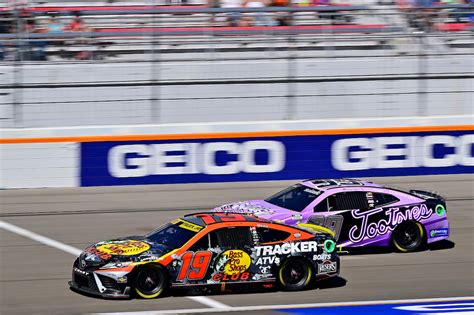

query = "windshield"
145;222;199;249
265;184;321;212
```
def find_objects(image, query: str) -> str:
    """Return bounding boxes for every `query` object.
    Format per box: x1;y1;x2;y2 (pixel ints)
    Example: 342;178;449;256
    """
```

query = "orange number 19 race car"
69;212;339;299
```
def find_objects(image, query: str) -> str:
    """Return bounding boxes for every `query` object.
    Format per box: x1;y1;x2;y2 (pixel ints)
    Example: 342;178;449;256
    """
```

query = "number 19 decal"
177;251;212;281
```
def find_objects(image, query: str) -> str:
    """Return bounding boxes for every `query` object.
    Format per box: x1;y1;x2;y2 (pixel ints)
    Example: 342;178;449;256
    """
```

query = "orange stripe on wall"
1;125;473;144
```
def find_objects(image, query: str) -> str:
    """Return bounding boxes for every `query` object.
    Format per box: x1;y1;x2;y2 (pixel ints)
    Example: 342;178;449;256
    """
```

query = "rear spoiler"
409;189;446;201
297;223;336;238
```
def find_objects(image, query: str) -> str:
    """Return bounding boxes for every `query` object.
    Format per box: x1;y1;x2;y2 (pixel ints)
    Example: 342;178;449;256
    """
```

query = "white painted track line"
0;220;228;309
90;297;474;315
187;296;231;309
0;220;82;256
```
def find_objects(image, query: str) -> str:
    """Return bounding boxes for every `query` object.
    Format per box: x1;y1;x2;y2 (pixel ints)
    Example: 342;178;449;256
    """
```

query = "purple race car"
213;179;449;252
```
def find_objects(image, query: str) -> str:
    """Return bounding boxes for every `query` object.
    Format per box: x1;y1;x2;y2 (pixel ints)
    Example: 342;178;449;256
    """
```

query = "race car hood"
213;200;296;221
80;236;170;268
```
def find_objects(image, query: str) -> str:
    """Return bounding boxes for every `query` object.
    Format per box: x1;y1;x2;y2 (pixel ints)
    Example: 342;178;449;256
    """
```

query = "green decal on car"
435;204;446;216
324;239;336;253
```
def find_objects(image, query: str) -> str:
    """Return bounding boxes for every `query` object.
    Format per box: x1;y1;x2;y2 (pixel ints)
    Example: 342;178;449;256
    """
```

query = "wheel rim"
395;223;422;250
281;260;309;286
136;268;162;295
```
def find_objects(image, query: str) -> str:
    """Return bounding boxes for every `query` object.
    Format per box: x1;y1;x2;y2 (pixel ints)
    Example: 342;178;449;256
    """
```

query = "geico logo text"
108;141;285;178
332;135;474;170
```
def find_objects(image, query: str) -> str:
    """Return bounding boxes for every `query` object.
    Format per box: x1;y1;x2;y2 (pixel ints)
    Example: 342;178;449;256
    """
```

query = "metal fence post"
285;9;295;120
150;2;160;123
12;8;23;127
417;26;428;116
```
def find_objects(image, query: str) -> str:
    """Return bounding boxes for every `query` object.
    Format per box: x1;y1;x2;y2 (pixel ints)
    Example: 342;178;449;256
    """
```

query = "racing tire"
133;264;169;299
278;258;313;291
392;221;425;253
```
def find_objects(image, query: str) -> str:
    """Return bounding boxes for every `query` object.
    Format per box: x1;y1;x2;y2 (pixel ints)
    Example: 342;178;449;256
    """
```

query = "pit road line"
0;220;230;310
90;296;474;315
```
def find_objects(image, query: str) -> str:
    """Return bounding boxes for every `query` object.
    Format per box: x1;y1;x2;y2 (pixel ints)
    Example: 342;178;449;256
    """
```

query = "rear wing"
409;189;446;201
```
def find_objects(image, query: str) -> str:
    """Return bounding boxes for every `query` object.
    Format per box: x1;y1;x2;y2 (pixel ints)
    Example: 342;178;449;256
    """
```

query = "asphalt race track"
0;174;473;315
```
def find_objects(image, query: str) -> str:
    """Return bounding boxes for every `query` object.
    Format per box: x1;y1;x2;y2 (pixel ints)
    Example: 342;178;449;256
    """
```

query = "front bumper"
70;268;131;299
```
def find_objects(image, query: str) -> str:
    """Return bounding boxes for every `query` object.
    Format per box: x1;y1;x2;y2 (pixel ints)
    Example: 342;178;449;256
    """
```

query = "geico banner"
80;131;473;186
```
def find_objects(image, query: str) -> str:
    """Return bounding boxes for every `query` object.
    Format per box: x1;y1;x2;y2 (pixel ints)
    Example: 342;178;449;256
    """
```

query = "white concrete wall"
1;55;472;127
0;142;78;189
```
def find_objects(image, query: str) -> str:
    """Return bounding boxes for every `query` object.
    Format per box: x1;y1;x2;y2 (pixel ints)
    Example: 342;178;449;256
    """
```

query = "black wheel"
133;264;168;299
392;221;425;253
278;258;313;291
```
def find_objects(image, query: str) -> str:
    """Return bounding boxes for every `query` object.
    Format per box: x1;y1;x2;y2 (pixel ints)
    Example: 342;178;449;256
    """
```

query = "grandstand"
0;0;472;60
0;1;472;127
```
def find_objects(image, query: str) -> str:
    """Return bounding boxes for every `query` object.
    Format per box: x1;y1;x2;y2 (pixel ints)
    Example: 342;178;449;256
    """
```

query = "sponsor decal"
430;228;449;238
367;192;375;208
108;141;285;178
323;239;336;253
215;250;252;275
212;272;250;282
313;253;332;260
435;204;446;216
172;219;204;232
81;132;473;187
292;214;303;220
259;265;272;274
318;260;337;274
80;259;87;269
349;204;433;243
74;267;89;276
252;273;274;281
85;247;112;260
332;135;474;171
117;277;127;283
216;202;275;216
96;240;150;256
255;256;280;265
304;188;322;195
254;241;318;256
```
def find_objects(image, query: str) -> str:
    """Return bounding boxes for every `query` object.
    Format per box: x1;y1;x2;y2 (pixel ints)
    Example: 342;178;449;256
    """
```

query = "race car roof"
300;178;382;191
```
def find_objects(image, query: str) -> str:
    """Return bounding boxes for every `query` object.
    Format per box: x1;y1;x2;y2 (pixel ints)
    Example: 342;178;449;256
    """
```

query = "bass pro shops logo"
108;141;285;178
96;240;150;256
215;250;251;275
212;250;252;282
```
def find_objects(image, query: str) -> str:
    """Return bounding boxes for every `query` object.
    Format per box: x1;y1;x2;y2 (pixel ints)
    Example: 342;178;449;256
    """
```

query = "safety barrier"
1;116;472;189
